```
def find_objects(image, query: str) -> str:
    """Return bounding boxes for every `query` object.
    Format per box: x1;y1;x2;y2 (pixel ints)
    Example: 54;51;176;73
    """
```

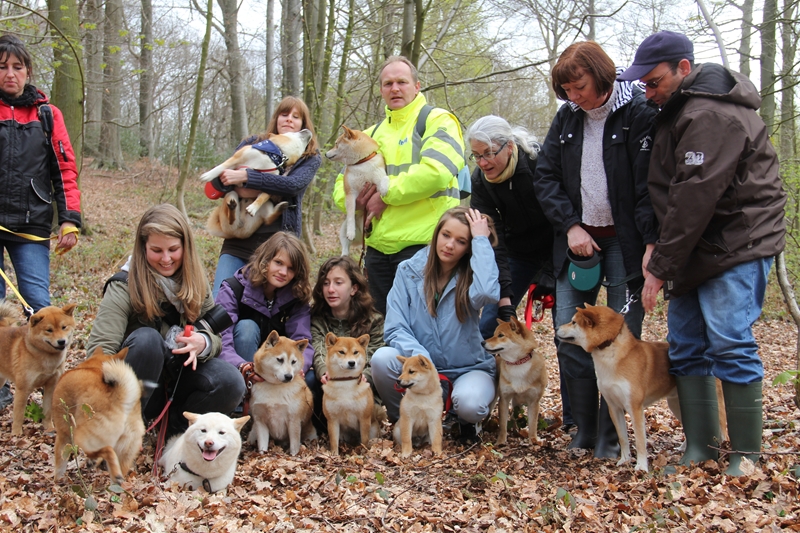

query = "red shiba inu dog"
202;129;312;239
394;355;443;457
483;316;548;446
325;127;389;255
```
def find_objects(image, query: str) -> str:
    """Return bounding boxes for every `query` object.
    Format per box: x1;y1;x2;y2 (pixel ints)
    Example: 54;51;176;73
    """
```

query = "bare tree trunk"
417;0;461;70
177;0;215;216
98;0;124;169
776;252;800;408
314;0;336;130
282;0;302;95
587;0;595;40
779;0;796;160
697;0;729;67
760;0;778;130
218;0;248;144
739;0;755;77
401;0;414;59
266;0;275;128
139;0;154;157
82;0;103;156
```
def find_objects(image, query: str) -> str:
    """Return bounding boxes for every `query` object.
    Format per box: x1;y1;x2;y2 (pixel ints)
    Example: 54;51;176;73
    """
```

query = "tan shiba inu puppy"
325;126;389;255
201;129;313;239
394;355;443;457
322;333;384;455
248;330;316;455
556;304;681;471
482;316;548;446
159;412;250;493
0;300;77;435
52;347;145;483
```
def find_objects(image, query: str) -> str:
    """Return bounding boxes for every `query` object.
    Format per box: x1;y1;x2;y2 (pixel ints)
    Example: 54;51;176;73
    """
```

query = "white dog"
159;412;250;492
325;126;389;255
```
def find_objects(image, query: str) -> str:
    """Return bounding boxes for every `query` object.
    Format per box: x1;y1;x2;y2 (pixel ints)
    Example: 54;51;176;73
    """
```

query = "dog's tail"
0;299;20;327
102;359;142;408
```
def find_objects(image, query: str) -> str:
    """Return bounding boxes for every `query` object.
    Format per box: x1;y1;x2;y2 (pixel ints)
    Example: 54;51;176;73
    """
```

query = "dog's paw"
245;202;259;217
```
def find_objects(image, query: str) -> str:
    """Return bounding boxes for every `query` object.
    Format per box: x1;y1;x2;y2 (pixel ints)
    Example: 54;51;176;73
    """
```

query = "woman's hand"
172;331;208;371
220;168;248;187
466;208;490;238
55;223;78;255
567;224;601;257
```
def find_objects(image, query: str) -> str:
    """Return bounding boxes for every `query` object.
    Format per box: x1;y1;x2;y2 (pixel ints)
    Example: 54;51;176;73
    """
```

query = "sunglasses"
643;69;673;89
469;141;508;163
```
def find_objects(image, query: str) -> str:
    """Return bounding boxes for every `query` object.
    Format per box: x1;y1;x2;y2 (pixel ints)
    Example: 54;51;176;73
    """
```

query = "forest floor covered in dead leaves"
0;164;799;532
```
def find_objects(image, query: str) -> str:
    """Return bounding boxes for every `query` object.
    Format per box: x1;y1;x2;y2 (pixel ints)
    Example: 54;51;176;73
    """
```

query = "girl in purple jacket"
215;232;315;390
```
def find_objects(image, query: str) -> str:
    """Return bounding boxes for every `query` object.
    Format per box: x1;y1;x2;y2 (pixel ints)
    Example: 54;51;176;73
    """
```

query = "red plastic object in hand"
184;325;194;337
525;284;555;328
205;181;224;200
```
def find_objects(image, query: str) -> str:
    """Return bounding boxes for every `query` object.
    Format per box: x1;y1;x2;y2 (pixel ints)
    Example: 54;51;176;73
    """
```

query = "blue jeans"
212;253;247;298
667;257;772;384
555;236;644;380
479;256;549;338
0;240;51;312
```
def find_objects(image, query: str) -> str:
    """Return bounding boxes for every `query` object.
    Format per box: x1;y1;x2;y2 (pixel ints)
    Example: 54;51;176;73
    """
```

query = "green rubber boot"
722;381;763;476
565;378;599;450
676;375;721;465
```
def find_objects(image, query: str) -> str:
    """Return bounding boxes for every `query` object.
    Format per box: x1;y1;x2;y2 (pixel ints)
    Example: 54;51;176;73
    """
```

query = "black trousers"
364;244;425;315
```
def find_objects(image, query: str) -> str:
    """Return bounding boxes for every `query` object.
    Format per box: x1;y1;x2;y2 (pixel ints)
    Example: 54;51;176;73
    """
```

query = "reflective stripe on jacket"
333;94;463;254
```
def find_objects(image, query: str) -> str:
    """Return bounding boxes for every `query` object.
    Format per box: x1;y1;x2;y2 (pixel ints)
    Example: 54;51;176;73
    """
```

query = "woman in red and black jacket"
0;34;80;314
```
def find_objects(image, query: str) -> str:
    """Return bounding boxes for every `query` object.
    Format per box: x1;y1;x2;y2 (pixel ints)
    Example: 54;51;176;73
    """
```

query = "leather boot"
565;378;599;449
594;396;621;459
676;375;721;465
722;381;763;475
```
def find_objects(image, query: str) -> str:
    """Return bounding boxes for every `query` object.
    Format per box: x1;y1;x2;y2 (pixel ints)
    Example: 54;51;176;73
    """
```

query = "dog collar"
594;322;625;351
354;152;379;165
179;462;213;493
505;352;533;366
329;374;362;382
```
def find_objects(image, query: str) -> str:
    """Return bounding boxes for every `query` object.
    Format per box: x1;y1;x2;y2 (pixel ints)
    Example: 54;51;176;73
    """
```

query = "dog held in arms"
0;300;76;435
202;129;313;239
556;304;682;472
325;126;390;255
248;331;317;455
322;333;385;455
159;411;250;492
52;347;145;483
394;355;443;457
482;316;548;446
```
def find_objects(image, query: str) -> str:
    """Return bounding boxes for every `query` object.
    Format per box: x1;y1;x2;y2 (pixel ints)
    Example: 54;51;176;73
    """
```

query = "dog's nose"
347;361;356;368
283;373;293;382
56;339;67;348
204;440;214;448
480;340;486;348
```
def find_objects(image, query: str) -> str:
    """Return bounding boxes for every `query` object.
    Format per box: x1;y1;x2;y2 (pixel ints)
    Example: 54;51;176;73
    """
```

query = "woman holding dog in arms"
371;206;499;442
87;204;244;438
215;231;316;391
0;34;82;408
533;41;658;458
209;96;321;297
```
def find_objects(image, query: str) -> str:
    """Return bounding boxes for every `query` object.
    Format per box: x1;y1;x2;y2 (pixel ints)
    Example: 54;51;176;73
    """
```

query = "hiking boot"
458;421;482;445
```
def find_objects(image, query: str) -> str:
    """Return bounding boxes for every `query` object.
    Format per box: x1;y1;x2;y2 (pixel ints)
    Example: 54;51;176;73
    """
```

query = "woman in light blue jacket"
371;206;499;442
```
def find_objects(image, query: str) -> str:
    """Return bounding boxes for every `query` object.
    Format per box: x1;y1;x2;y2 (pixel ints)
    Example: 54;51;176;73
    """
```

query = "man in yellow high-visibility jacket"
333;56;465;314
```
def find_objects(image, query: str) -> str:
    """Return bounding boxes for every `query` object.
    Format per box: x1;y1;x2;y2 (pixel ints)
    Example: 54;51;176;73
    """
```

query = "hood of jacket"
566;77;641;115
661;63;761;119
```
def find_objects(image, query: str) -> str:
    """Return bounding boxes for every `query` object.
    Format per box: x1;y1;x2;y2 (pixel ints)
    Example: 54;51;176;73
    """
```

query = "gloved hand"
497;304;517;322
531;270;556;300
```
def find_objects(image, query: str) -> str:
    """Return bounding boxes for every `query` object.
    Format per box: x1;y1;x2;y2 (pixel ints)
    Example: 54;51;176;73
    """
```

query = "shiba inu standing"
52;347;145;483
482;316;548;446
394;355;443;457
556;304;681;471
159;411;250;492
325;126;389;255
248;331;317;455
322;333;384;454
0;300;76;435
201;129;312;240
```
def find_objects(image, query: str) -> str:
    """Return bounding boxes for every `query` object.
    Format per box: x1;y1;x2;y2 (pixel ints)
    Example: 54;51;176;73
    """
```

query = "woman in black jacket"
533;41;658;458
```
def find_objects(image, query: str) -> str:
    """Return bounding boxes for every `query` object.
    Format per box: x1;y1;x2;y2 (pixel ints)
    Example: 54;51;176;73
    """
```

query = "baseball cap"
618;31;694;81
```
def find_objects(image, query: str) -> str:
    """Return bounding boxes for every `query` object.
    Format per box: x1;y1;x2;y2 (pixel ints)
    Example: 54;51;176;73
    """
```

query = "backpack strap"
37;104;54;146
414;104;434;139
102;270;181;329
103;270;129;295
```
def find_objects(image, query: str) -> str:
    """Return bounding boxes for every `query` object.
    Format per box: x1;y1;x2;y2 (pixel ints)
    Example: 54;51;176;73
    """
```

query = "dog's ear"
396;355;407;365
295;338;309;354
183;412;200;425
266;330;281;347
114;346;129;360
61;303;77;316
417;356;430;369
509;315;522;331
325;332;338;348
356;334;370;349
578;307;598;328
90;346;106;358
232;415;250;433
495;318;504;325
29;312;44;327
342;125;356;138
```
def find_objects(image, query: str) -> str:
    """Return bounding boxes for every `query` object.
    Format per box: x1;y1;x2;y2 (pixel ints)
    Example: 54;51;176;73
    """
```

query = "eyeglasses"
643;69;673;89
469;141;507;163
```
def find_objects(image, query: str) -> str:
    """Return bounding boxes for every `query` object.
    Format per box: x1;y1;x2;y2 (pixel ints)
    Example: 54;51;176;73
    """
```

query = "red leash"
393;372;453;415
525;283;555;328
